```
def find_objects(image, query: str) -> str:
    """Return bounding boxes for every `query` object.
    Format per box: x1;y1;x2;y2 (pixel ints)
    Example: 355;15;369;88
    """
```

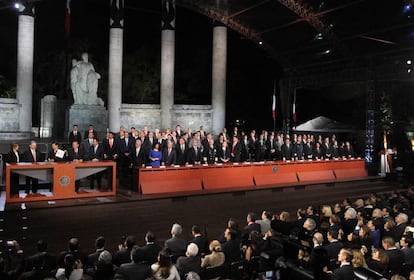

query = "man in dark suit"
230;136;241;162
88;139;104;189
21;239;56;279
189;225;209;256
255;134;267;161
203;138;218;164
294;135;305;160
281;138;294;161
394;213;408;242
68;124;82;144
187;139;202;165
382;236;405;277
119;132;134;184
242;212;261;244
324;229;343;271
176;138;188;165
265;134;277;160
176;243;202;279
87;236;106;270
331;249;354;280
131;139;147;167
67;141;86;192
164;223;187;260
304;139;314;159
22;141;42;194
141;231;162;265
342;141;355;158
115;246;152;280
308;232;329;280
222;228;242;264
67;141;86;162
161;140;176;166
81;132;95;156
400;234;414;264
84;124;98;140
47;142;66;162
241;135;250;162
57;238;88;273
103;132;119;161
114;236;136;267
321;137;333;159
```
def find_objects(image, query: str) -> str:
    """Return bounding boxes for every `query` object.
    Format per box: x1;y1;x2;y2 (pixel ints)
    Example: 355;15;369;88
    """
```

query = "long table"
6;161;116;202
134;159;367;195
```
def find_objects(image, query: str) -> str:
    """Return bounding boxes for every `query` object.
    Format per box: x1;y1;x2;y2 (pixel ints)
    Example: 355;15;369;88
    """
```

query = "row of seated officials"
3;188;414;280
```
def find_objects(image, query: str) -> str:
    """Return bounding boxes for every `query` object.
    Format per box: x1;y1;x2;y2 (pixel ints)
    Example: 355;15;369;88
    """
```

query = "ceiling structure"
176;0;414;74
1;0;413;75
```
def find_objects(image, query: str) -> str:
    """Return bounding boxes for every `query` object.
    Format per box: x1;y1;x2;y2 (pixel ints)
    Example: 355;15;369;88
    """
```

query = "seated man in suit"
164;223;187;261
161;140;176;166
21;240;56;279
176;243;202;279
189;225;209;256
222;228;242;264
115;246;152;280
87;236;106;272
141;231;162;265
242;212;261;245
22;140;43;194
330;248;354;280
47;142;66;162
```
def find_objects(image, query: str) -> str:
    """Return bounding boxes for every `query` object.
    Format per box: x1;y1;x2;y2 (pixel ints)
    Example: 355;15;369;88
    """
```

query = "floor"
0;176;402;258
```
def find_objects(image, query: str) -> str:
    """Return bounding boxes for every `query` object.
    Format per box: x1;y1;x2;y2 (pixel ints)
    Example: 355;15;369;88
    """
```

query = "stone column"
160;0;175;130
16;4;35;133
211;25;227;135
108;0;124;132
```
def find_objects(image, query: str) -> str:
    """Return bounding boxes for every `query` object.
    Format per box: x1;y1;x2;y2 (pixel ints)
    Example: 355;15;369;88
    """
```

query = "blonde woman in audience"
201;240;225;268
352;249;368;269
152;250;180;280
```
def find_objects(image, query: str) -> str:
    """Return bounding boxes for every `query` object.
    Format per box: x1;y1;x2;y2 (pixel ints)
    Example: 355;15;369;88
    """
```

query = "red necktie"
109;139;113;149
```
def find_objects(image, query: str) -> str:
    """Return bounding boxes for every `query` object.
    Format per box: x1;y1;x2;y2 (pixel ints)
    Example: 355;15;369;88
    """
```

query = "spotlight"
407;59;412;65
13;2;25;12
408;68;411;73
403;4;412;13
258;41;263;45
323;49;331;54
314;33;323;40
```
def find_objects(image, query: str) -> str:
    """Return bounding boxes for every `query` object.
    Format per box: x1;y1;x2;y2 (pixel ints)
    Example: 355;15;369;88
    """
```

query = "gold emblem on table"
59;176;70;186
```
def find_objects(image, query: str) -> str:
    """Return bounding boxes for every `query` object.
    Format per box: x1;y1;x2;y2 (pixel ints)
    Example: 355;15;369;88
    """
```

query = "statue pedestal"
67;104;108;140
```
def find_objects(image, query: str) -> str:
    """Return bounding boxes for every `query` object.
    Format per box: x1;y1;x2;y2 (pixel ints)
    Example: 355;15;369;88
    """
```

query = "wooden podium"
135;159;367;195
6;161;116;203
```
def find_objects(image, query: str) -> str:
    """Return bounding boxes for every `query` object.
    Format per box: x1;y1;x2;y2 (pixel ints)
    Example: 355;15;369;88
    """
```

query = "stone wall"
119;104;213;133
0;98;20;131
120;104;161;131
172;105;213;133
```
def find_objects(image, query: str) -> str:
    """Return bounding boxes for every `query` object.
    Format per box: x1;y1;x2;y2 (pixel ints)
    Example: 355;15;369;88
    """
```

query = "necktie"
181;144;184;152
168;149;171;156
74;131;77;136
32;150;36;162
136;148;139;157
195;148;197;157
125;139;128;146
109;139;113;149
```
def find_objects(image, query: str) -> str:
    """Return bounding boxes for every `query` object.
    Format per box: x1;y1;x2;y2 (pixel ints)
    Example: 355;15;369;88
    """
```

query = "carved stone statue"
70;53;104;106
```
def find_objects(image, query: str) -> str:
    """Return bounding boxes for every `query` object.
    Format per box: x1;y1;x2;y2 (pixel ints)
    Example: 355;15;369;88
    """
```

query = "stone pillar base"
67;104;108;140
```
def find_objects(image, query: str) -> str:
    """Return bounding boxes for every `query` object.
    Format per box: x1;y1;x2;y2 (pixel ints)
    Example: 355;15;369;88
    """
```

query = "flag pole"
273;80;276;133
